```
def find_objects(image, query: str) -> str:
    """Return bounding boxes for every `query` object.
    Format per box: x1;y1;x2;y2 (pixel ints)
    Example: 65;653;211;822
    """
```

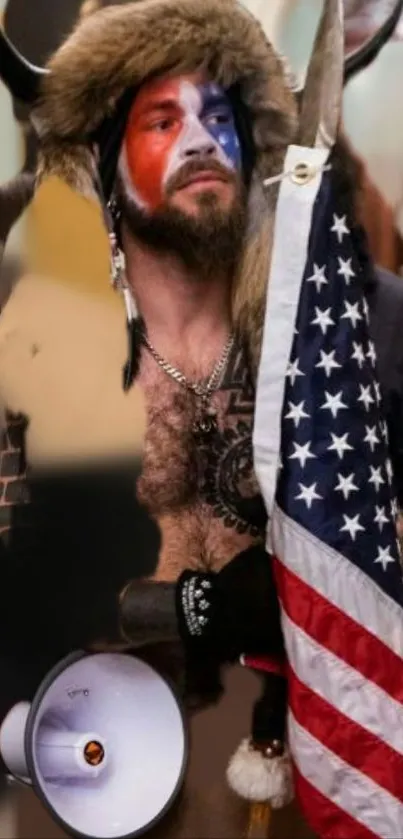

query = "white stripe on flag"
253;144;330;536
289;712;403;839
271;504;403;659
283;612;403;756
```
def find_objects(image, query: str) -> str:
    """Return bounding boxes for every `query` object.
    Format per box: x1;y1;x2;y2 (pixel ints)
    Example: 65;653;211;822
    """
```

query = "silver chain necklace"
142;331;235;437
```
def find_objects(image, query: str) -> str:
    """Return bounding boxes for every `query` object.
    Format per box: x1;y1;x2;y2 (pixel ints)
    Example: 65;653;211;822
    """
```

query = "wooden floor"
0;666;315;839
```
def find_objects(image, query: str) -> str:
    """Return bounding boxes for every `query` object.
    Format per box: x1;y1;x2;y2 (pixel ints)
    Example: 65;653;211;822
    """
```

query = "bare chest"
136;346;267;580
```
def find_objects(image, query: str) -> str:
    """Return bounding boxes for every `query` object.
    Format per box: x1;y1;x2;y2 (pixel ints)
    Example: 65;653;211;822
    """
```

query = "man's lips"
178;171;229;189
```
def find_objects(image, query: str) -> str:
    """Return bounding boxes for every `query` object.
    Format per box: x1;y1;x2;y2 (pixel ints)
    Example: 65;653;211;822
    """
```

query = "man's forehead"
131;72;230;114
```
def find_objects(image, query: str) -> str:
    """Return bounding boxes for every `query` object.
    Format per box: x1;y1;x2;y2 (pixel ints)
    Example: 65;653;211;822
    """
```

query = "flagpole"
247;802;272;838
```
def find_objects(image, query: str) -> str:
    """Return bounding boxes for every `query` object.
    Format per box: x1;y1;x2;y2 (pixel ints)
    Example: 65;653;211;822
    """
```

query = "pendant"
193;406;218;438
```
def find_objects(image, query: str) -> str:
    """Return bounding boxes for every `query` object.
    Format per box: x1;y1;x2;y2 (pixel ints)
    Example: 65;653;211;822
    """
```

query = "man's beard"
116;160;247;280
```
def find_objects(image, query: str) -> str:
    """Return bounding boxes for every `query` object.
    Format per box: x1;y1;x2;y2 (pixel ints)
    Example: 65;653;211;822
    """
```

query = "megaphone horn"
0;651;188;839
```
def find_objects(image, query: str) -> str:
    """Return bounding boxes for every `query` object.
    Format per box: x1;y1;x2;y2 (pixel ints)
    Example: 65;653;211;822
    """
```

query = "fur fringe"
226;739;294;809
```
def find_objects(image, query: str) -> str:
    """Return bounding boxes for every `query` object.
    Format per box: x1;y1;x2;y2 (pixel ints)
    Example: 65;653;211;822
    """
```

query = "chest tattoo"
197;420;266;536
219;340;256;416
197;345;267;536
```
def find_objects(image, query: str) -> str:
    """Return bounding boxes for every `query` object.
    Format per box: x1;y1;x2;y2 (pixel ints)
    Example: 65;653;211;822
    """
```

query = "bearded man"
117;71;263;575
1;2;403;839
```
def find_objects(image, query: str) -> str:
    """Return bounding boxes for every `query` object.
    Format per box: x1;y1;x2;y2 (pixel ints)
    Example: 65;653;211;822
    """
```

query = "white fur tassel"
226;739;294;809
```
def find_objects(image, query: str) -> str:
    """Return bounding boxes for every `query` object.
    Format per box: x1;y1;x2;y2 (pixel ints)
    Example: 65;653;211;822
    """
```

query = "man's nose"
182;121;217;159
184;138;216;159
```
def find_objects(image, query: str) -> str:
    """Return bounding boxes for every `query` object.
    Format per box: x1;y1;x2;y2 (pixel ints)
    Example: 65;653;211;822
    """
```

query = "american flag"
269;169;403;838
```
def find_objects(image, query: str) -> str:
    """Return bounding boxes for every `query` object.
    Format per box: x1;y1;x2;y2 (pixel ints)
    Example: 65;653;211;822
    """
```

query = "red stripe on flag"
273;555;403;703
294;765;379;839
289;665;403;801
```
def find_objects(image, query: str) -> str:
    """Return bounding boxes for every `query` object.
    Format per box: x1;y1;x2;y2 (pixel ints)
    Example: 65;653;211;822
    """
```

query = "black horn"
344;0;403;85
0;27;48;103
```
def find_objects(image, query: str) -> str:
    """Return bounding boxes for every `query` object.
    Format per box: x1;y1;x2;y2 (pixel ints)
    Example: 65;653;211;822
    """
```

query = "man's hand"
117;545;284;665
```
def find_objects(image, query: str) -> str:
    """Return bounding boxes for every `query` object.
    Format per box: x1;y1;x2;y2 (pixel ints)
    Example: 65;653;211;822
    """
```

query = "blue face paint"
198;83;242;171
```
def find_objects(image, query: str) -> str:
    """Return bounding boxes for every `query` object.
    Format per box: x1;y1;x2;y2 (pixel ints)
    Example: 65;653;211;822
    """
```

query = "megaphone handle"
247;802;272;838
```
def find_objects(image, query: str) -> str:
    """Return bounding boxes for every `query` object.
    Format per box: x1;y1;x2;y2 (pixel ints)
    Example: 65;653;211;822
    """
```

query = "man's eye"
206;112;232;126
150;118;175;131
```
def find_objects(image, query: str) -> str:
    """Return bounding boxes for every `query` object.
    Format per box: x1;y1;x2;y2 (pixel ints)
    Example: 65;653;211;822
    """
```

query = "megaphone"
0;650;187;838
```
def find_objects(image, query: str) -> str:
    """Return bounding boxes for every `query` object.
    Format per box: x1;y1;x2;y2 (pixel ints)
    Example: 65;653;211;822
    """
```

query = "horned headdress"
0;0;402;833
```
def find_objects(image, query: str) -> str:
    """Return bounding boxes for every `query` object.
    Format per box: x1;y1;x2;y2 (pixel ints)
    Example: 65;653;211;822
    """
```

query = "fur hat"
31;0;298;377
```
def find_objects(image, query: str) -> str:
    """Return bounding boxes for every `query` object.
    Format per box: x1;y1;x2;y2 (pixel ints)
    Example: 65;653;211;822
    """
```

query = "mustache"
165;159;235;194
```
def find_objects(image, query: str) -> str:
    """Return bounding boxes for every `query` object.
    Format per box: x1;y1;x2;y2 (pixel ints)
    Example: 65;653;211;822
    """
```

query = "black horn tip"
0;28;49;104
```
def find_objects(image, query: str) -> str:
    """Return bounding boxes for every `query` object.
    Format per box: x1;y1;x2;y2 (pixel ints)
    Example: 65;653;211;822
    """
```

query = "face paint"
121;75;242;212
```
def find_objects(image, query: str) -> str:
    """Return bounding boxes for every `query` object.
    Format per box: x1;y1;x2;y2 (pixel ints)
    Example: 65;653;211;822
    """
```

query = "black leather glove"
119;545;284;664
176;545;284;662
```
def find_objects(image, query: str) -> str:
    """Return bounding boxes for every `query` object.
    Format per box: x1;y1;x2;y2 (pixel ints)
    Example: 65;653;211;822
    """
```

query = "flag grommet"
291;163;315;185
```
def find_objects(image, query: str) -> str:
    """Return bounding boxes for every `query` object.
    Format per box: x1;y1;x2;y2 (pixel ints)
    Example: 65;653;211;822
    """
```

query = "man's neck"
122;226;232;365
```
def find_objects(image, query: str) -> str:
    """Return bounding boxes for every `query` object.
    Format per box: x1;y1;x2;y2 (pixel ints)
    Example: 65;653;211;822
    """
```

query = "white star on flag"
315;349;341;378
340;514;365;541
357;385;374;412
328;432;354;460
289;441;316;469
307;264;328;293
351;342;365;369
362;296;370;324
285;401;310;428
286;358;305;386
311;306;335;335
391;498;399;518
374;545;396;572
321;390;348;419
337;257;356;285
367;341;377;367
335;472;359;500
374;506;389;532
374;382;381;404
331;214;349;243
364;425;380;452
295;482;322;509
368;466;385;493
341;300;362;328
386;459;394;485
380;421;389;441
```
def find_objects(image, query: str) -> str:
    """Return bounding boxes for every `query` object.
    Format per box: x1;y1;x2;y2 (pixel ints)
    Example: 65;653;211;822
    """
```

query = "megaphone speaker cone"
1;650;187;839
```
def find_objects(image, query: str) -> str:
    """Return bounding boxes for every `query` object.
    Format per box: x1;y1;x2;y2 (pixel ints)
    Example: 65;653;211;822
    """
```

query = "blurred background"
0;1;402;837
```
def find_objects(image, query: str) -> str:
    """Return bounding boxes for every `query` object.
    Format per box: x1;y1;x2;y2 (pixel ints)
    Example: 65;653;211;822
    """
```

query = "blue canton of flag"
276;172;403;606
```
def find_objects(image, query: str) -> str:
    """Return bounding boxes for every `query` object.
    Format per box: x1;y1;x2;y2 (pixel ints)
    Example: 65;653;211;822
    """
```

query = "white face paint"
162;81;238;188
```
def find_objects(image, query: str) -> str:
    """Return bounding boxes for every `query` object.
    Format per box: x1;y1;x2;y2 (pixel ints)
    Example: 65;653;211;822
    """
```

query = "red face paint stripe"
124;77;183;210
